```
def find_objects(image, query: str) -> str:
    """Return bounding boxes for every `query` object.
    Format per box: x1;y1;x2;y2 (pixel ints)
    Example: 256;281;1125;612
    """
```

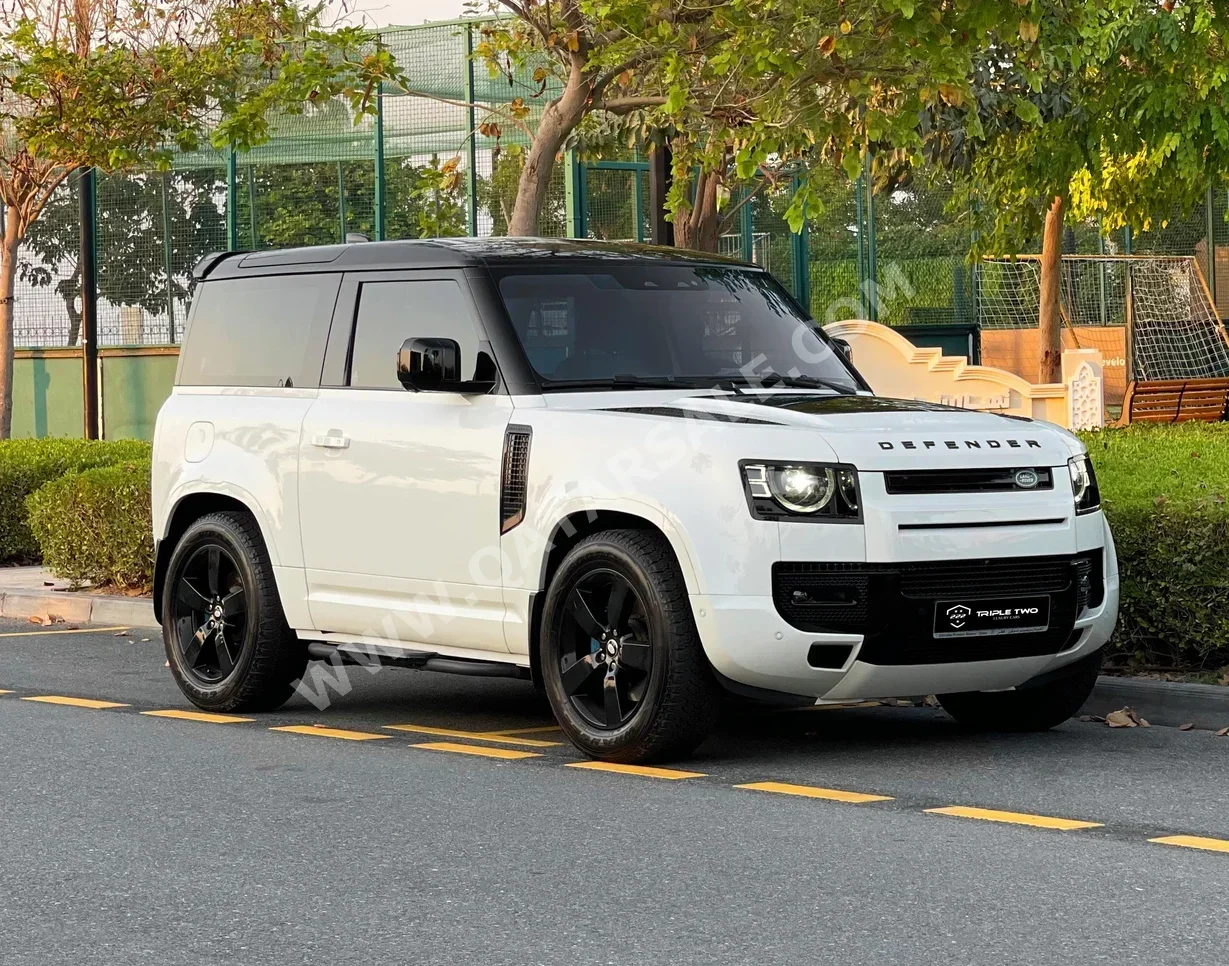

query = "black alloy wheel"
557;568;655;730
540;529;722;763
171;543;249;685
162;510;305;712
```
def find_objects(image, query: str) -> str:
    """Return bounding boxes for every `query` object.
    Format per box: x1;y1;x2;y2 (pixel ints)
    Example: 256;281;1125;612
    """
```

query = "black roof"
195;236;753;281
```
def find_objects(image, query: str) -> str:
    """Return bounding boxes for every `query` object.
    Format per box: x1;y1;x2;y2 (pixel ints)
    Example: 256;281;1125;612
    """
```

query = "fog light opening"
807;643;855;670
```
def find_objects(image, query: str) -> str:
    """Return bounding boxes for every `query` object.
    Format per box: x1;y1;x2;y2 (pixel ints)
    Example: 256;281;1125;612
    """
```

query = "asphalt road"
2;615;1228;965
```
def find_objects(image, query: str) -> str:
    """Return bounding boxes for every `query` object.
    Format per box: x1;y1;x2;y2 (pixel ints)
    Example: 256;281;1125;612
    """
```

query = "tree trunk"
1038;195;1064;384
673;168;723;253
62;276;82;347
507;68;591;237
0;206;20;440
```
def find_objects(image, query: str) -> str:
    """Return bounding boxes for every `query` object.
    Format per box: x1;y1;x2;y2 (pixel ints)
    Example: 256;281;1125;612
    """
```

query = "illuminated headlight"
1068;454;1101;514
742;462;861;521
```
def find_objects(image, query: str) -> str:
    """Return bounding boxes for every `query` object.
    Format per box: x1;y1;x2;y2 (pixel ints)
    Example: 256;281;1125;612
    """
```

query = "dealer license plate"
933;596;1051;638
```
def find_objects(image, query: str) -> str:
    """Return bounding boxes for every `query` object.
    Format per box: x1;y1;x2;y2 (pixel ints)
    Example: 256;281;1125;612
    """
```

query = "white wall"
330;0;470;27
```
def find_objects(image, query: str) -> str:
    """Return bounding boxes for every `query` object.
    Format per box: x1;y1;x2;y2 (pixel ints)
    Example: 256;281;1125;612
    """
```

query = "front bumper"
691;516;1119;701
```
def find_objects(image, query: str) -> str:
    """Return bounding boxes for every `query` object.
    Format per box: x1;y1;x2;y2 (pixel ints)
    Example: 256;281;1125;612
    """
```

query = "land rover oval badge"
1014;468;1040;489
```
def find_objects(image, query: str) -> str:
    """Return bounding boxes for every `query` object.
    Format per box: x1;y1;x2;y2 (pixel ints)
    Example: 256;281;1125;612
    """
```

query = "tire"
938;647;1103;732
162;510;307;712
540;529;721;763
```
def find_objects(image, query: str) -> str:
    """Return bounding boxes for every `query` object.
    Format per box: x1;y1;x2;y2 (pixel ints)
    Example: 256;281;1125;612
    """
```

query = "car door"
297;270;514;652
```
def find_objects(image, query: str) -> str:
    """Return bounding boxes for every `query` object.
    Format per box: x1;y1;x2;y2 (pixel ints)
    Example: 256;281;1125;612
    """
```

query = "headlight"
742;461;861;521
1068;454;1100;514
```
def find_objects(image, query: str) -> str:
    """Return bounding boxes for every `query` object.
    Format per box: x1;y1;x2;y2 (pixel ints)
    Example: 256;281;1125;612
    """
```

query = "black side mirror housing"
397;338;497;394
831;337;853;362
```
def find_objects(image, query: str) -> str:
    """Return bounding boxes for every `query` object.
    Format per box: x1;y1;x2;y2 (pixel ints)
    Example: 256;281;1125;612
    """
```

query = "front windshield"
495;264;862;392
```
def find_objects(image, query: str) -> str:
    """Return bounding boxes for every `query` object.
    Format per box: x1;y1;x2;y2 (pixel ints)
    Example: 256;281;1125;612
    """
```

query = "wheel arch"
526;508;697;689
154;491;272;623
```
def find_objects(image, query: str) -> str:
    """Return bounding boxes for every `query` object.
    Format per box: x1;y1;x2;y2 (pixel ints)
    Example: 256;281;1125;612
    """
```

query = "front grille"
883;467;1054;494
898;555;1073;598
773;552;1103;665
500;426;532;533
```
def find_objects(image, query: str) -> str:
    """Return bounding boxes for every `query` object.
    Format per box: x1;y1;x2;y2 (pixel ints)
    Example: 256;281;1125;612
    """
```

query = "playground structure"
825;320;1104;431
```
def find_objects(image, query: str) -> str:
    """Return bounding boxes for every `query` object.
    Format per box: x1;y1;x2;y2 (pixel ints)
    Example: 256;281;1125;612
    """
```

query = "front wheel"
938;647;1103;732
540;529;721;763
162;510;307;712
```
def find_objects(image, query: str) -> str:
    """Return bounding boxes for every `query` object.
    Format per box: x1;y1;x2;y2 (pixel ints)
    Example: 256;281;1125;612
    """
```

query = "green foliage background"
0;439;152;563
1080;423;1229;674
26;460;154;592
6;427;1229;678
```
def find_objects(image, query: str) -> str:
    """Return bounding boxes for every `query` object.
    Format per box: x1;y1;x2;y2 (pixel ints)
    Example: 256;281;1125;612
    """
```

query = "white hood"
578;391;1081;470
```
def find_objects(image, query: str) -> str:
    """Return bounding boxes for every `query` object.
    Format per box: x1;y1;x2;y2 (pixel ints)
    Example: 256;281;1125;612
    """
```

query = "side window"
348;279;481;390
177;274;339;388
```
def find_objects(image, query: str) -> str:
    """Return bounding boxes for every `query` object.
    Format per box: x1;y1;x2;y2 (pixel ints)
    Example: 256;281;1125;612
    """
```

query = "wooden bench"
1117;377;1229;425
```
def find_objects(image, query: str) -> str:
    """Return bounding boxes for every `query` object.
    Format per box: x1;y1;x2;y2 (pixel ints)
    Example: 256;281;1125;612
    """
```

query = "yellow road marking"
926;805;1102;831
270;725;390;741
0;690;12;695
0;625;130;638
735;780;893;804
22;695;129;710
412;741;541;760
1150;834;1229;854
484;724;564;736
566;761;706;780
142;709;254;724
384;723;561;747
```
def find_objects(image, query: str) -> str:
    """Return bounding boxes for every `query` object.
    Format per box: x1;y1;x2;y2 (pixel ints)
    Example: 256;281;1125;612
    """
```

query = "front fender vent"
500;425;532;534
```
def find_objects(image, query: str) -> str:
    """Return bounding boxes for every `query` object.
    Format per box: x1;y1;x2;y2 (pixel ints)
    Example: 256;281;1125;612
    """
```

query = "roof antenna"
345;232;370;244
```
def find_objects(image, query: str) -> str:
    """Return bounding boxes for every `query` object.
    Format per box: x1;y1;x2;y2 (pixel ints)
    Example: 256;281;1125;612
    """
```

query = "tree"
923;1;1229;382
465;0;696;237
0;0;402;437
19;170;225;345
468;1;1044;254
236;155;468;249
480;150;567;236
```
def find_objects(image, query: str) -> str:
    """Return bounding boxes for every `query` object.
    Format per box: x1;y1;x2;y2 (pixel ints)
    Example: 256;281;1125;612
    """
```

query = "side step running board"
306;641;530;680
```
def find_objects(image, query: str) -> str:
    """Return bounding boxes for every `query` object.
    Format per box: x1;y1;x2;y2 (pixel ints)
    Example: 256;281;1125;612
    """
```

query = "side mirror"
397;338;497;394
831;337;853;362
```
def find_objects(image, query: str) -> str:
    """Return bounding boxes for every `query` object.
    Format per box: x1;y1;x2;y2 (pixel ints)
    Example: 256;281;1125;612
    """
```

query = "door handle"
311;434;350;449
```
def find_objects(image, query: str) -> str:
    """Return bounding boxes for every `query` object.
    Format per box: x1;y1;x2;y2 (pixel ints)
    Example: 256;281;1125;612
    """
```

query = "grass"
1079;422;1229;509
1078;422;1229;672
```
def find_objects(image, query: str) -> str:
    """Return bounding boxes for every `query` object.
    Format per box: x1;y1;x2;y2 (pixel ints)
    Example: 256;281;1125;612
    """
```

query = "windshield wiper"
540;375;721;391
757;372;858;394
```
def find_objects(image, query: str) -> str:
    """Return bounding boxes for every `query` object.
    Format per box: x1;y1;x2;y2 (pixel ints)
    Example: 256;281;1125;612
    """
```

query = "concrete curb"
1083;676;1229;731
0;589;157;629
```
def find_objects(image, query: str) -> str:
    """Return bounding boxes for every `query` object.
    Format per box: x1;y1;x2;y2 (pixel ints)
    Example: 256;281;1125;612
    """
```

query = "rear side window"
348;279;482;390
177;274;340;388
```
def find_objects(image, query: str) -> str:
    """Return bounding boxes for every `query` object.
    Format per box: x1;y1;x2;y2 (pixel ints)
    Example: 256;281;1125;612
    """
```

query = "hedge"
1080;423;1229;671
13;426;1229;670
0;438;152;564
25;460;154;592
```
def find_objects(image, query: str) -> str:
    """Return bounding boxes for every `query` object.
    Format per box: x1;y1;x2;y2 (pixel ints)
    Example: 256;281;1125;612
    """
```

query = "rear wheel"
162;510;306;712
540;529;721;763
938;648;1103;732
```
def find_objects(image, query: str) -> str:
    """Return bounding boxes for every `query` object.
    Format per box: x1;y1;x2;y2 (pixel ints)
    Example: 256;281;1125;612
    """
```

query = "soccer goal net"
977;255;1229;387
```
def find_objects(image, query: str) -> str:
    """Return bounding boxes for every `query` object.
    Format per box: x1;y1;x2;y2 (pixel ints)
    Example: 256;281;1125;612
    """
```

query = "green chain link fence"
6;17;1228;350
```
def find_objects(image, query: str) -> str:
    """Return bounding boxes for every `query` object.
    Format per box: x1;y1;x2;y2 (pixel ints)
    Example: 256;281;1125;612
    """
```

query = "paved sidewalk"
0;566;156;628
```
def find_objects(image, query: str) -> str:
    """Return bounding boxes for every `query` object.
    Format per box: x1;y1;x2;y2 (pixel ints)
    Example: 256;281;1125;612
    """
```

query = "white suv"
152;238;1119;762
